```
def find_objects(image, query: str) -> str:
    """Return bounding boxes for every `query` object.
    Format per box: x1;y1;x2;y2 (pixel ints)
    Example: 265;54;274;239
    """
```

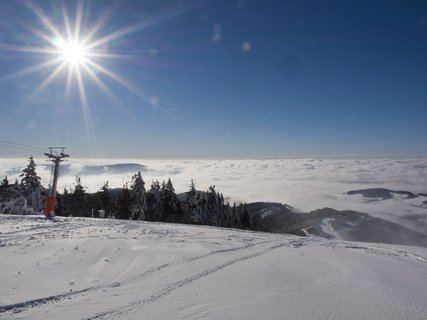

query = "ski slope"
1;215;427;320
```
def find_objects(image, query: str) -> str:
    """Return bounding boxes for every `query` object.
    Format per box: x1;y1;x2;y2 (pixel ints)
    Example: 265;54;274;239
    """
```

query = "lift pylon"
44;147;69;218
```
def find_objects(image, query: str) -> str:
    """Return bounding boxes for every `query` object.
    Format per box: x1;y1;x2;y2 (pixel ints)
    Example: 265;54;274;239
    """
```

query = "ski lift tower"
44;147;69;218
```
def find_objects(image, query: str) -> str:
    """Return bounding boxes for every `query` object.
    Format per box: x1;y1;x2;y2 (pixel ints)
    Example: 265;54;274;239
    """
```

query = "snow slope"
1;215;427;320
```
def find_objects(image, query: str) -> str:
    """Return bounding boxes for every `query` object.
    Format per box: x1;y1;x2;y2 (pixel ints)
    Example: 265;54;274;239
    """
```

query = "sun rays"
1;0;141;150
0;0;207;153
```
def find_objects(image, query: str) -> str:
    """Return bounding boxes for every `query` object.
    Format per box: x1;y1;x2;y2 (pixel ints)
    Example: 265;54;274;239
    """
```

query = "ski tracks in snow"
320;241;427;265
84;241;288;320
0;224;296;319
0;218;88;245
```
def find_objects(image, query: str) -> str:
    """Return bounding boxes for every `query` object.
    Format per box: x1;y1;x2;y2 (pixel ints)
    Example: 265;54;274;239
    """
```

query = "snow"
319;218;342;240
1;214;427;320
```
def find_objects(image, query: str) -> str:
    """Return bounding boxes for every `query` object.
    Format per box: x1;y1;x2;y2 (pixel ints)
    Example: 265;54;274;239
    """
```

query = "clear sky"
0;0;426;159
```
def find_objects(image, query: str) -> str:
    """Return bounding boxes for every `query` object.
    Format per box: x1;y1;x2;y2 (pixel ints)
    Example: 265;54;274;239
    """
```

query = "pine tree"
206;185;218;225
240;203;251;230
117;183;131;220
146;180;163;221
186;179;196;203
20;156;40;189
161;178;180;222
185;179;200;223
198;193;208;225
20;156;42;211
251;212;260;230
0;176;11;203
1;176;9;187
74;176;85;197
59;187;71;216
129;171;147;220
99;181;113;217
216;192;225;226
230;202;239;228
218;193;230;227
70;176;87;216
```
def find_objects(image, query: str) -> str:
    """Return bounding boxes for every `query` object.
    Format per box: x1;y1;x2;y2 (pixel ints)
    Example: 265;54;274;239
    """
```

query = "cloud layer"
1;158;426;232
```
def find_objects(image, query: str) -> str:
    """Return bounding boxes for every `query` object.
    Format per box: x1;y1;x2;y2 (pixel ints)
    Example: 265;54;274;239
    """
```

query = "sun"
0;0;203;151
59;40;87;65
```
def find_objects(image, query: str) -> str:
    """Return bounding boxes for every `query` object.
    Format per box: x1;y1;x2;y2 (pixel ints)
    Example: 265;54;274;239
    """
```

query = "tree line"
0;156;270;233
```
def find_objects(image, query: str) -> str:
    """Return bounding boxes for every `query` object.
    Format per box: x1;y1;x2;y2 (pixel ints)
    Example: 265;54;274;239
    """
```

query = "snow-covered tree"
161;178;180;222
20;156;42;212
147;180;163;221
73;176;85;196
69;176;87;217
130;171;147;220
195;192;207;225
186;179;196;203
206;185;219;225
185;179;201;223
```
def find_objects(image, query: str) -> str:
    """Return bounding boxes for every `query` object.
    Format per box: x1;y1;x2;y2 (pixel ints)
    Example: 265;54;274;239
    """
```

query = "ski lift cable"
0;142;43;153
0;142;45;155
0;139;45;153
0;139;45;152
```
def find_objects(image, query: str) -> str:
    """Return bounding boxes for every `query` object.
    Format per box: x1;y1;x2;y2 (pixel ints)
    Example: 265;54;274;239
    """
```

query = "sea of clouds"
1;158;427;232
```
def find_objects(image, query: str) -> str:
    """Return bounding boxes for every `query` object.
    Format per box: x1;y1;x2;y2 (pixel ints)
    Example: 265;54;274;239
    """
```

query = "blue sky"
0;0;426;158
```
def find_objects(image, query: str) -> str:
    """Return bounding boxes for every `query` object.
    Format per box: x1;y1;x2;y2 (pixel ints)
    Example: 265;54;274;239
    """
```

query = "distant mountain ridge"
244;202;427;247
346;188;426;200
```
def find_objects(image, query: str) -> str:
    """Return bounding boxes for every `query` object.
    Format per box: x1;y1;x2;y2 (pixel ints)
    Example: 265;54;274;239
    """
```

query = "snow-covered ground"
1;214;427;320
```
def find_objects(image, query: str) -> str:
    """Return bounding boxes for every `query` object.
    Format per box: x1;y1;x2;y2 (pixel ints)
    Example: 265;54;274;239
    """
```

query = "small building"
98;209;105;219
